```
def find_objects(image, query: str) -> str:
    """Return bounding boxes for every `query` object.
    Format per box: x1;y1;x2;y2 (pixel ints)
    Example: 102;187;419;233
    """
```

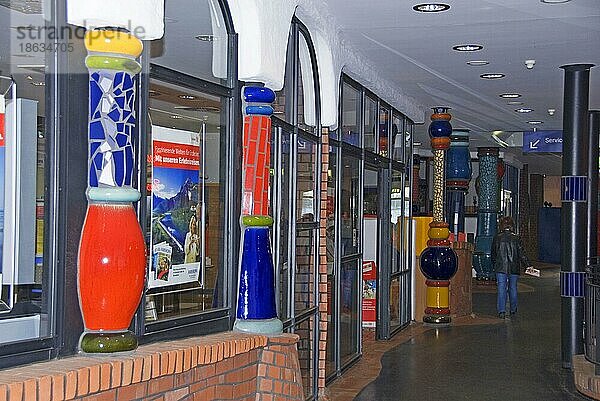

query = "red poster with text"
362;261;377;328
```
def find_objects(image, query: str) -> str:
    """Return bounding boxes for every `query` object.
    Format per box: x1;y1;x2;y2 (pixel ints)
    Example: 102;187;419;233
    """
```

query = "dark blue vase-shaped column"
473;147;500;281
233;86;282;334
445;129;472;237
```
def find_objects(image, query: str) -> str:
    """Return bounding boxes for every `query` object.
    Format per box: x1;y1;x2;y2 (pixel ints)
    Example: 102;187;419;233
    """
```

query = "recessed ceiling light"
30;81;45;86
412;3;450;12
413;141;422;146
480;73;505;79
195;35;214;42
528;120;543;124
170;115;182;119
178;95;196;100
507;101;523;105
467;60;489;66
452;44;483;52
515;108;533;113
541;0;571;3
499;93;521;98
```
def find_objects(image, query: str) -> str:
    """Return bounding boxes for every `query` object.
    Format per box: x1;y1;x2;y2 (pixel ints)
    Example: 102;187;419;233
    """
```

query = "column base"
233;318;283;335
423;315;451;325
80;330;138;354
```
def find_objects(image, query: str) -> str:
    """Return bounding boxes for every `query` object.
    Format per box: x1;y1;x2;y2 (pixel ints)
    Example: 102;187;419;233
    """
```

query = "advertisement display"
362;260;377;328
148;125;203;289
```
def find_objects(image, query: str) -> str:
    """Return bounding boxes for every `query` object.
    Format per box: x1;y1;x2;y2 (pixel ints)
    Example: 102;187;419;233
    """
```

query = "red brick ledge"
574;354;600;400
0;331;301;401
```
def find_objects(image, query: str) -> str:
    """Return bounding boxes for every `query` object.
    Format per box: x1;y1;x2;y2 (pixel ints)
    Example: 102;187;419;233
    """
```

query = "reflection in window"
295;229;316;314
151;0;229;85
273;30;293;123
364;96;377;152
379;106;390;157
296;138;317;222
340;155;360;256
145;79;226;323
391;171;403;274
0;3;51;344
341;83;360;147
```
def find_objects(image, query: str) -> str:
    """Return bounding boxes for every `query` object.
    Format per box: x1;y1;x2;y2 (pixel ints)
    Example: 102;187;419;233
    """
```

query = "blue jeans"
496;273;519;314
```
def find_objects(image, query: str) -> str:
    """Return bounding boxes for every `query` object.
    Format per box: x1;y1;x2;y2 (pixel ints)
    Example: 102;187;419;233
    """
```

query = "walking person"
491;216;532;319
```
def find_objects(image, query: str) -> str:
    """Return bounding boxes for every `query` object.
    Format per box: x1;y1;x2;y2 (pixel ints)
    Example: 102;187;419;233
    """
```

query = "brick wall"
528;173;545;260
0;332;304;401
317;128;330;397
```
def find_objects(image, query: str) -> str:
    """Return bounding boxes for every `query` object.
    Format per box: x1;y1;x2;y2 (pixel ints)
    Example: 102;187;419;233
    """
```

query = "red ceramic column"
78;29;146;353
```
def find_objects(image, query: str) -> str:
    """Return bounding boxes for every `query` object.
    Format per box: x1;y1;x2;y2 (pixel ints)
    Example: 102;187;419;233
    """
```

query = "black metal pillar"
560;63;594;369
591;110;600;375
589;111;600;260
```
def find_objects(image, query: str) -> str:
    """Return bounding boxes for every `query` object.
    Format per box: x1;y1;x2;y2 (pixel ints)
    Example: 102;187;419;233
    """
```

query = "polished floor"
347;266;591;401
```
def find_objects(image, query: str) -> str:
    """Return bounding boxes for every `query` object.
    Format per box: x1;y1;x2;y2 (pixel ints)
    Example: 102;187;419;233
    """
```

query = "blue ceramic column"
233;86;283;334
473;147;500;281
445;129;472;237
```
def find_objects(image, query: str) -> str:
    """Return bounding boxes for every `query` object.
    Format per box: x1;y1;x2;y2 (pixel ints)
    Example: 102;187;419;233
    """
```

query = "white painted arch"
228;0;426;129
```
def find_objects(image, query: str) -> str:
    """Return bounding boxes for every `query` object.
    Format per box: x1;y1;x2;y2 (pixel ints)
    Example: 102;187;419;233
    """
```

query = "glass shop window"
341;82;360;147
297;33;317;135
378;105;390;157
0;2;52;344
151;0;229;86
392;112;404;162
145;79;227;323
272;30;293;123
405;119;413;165
363;95;377;153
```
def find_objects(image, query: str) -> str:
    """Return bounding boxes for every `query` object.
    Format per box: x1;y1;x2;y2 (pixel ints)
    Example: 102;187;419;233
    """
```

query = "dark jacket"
491;229;530;275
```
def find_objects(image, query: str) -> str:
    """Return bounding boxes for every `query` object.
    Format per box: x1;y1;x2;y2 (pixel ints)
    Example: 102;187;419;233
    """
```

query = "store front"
0;0;240;366
325;75;414;381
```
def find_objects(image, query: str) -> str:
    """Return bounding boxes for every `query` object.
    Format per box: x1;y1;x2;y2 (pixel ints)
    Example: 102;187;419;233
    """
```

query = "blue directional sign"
523;130;563;153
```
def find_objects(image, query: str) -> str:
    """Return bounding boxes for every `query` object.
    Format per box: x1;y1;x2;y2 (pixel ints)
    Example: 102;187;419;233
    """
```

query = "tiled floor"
326;264;592;401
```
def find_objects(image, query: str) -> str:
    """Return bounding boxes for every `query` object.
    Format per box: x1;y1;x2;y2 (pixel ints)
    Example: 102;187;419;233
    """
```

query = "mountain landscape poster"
148;125;203;289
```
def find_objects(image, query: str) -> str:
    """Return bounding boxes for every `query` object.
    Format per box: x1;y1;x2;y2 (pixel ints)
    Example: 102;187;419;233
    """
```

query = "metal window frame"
327;73;416;380
269;17;322;400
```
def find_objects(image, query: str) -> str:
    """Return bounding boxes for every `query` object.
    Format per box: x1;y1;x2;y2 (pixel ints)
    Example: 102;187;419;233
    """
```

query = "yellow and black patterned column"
420;107;458;324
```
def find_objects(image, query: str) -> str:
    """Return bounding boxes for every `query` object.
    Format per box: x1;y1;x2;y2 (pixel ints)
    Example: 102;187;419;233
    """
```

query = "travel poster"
362;260;377;328
148;125;202;289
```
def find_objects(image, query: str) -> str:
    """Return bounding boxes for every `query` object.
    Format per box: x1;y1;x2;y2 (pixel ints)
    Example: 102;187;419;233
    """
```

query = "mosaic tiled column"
78;29;146;353
233;86;283;334
445;129;472;237
420;107;458;324
472;147;500;281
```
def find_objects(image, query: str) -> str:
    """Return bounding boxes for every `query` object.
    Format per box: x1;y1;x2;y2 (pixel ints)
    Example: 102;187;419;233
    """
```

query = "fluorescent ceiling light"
515;108;533;113
507;101;523;105
528;120;543;124
541;0;571;3
178;95;196;100
412;3;450;12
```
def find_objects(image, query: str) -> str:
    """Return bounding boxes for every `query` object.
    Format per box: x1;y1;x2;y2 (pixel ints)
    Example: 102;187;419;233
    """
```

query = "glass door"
362;166;379;336
339;150;362;369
